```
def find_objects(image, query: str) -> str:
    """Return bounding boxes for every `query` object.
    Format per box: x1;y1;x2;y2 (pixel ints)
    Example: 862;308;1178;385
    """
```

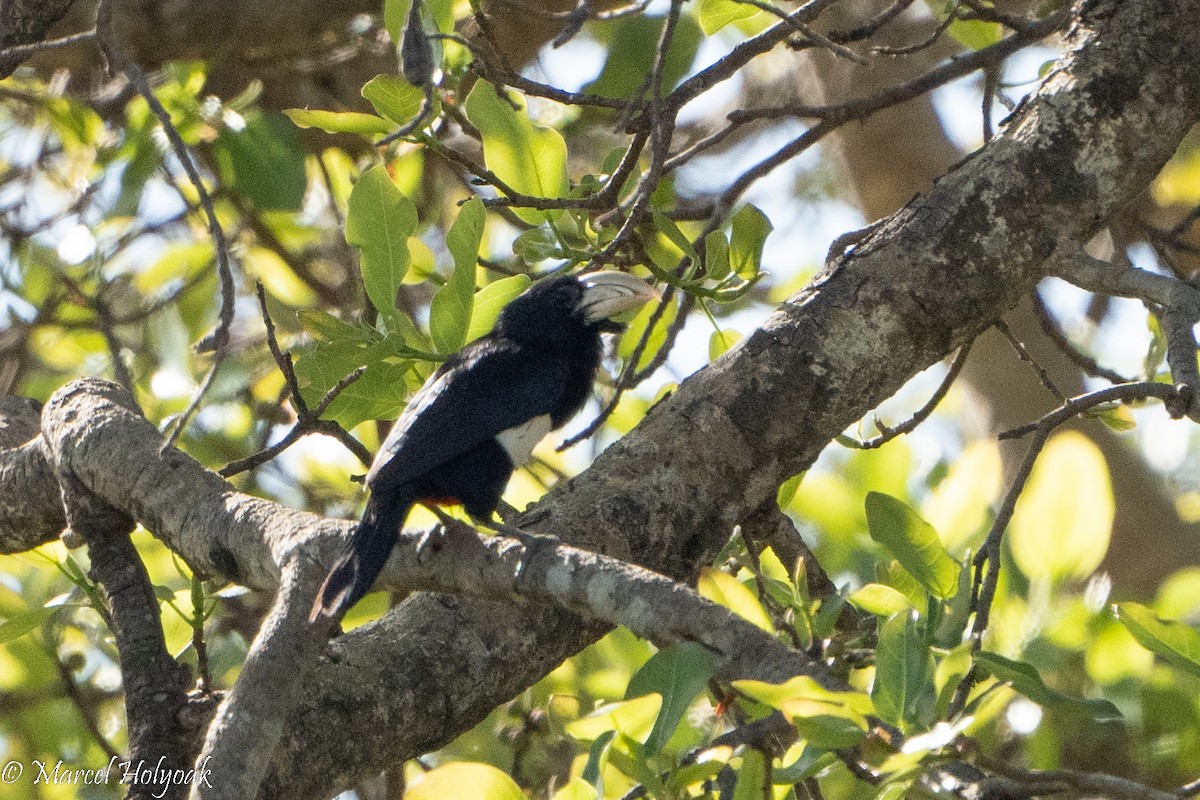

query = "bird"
310;270;660;623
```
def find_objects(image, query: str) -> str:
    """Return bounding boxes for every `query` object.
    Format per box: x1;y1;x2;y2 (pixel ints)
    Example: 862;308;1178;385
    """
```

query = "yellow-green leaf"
565;694;663;744
407;763;524;800
346;165;418;328
866;492;959;599
1115;602;1200;678
848;583;913;617
921;440;1002;553
464;82;568;225
283;108;392;136
698;567;774;633
466;275;531;343
362;75;426;126
1010;431;1113;582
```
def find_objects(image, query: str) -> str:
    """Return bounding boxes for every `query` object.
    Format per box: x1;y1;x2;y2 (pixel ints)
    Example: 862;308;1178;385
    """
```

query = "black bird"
311;271;659;622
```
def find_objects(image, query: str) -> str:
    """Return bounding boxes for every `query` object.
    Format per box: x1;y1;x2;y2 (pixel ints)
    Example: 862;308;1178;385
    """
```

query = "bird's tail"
310;489;414;623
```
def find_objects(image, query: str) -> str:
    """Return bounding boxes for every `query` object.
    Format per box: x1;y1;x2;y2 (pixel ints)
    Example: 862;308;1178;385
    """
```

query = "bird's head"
496;271;660;344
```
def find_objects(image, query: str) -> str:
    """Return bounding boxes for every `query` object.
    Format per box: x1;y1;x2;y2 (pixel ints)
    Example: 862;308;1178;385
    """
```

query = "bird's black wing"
364;337;569;492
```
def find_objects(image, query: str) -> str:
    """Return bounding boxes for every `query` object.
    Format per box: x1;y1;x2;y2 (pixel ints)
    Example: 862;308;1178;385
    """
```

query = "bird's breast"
495;414;553;468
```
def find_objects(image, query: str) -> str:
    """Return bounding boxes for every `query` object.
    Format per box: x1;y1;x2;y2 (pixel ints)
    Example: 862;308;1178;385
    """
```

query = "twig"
96;0;236;451
1047;247;1200;421
0;29;96;60
949;380;1192;715
219;285;370;476
994;318;1066;403
48;639;122;761
1031;290;1130;384
840;343;971;449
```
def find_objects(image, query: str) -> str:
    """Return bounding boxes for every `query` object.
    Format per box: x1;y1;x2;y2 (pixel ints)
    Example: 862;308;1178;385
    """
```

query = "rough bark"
805;0;1200;594
3;1;1199;797
266;1;1200;793
0;0;78;78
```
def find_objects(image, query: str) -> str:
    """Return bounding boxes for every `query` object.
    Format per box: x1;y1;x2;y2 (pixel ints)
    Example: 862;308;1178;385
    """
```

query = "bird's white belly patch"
496;415;553;467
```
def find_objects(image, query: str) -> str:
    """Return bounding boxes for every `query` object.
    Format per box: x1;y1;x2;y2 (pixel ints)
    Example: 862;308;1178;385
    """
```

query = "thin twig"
1031;291;1130;384
0;29;97;60
219;285;371;476
994;318;1066;403
948;380;1190;715
841;343;972;449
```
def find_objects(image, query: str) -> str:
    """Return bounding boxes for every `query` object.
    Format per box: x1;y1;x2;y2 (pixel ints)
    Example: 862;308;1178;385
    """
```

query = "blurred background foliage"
3;0;1200;797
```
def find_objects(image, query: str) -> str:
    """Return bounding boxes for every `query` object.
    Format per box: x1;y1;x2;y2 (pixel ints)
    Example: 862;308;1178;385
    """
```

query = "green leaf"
625;642;715;754
565;694;663;744
973;651;1122;721
385;0;453;37
464;82;569;225
708;329;742;361
362;75;426;126
848;584;913;617
697;0;760;34
512;227;560;263
346;166;419;328
698;567;774;633
0;606;58;644
732;749;767;800
729;205;773;279
466;275;532;343
704;231;731;280
212;111;306;211
587;15;701;100
872;611;935;730
296;309;377;344
866;492;959;599
292;338;410;428
407;763;524;800
947;18;1002;50
1010;431;1113;582
282;108;393;136
1115;602;1200;678
1085;402;1137;432
430;198;484;352
552;778;599;800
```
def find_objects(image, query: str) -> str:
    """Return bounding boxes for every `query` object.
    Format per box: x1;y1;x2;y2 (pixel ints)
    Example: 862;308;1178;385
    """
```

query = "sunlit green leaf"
587;15;701;100
466;275;532;343
625;642;714;754
704;231;731;280
565;694;663;744
430;197;484;352
697;0;760;34
698;567;774;633
729;205;772;279
0;607;58;644
921;440;1002;553
283;108;393;136
732;749;767;800
1115;602;1200;678
1010;431;1113;582
708;329;742;361
362;75;426;126
872;611;935;730
866;492;959;599
464;82;569;225
848;584;913;617
346;165;419;328
407;763;523;800
552;778;599;800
